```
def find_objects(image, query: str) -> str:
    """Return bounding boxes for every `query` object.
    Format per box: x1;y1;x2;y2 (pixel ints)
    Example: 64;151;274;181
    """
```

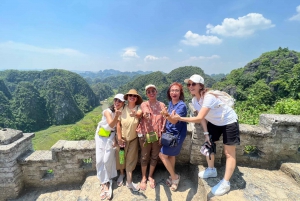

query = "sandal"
117;174;125;187
148;177;156;189
170;175;180;192
100;191;108;200
166;176;172;187
140;179;147;191
126;182;140;192
100;183;108;200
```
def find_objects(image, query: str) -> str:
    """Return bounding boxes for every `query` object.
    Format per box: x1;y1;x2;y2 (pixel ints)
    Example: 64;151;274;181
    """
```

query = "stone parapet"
0;131;34;201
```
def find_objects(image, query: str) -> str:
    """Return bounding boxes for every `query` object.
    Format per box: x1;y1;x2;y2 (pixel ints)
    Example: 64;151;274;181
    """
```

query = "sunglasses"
146;89;156;94
114;98;123;103
128;94;138;98
187;83;197;87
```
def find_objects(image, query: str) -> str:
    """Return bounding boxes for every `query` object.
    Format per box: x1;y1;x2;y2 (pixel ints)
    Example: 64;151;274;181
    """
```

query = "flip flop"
148;177;156;189
140;180;147;191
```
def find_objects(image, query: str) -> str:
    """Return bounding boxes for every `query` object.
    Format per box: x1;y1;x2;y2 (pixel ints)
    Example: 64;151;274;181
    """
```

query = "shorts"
207;121;240;145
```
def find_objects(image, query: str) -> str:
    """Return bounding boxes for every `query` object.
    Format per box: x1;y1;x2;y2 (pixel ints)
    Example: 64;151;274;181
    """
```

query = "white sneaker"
212;180;230;196
198;168;217;178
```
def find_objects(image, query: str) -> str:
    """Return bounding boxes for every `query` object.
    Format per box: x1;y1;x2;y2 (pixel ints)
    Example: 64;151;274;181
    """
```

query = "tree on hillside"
41;77;84;125
91;83;114;101
0;92;15;128
10;82;49;132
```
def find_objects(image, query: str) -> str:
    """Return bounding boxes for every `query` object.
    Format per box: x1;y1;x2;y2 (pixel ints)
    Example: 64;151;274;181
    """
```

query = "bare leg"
206;154;215;168
223;145;236;181
148;165;156;188
140;165;147;190
127;171;133;183
159;153;178;180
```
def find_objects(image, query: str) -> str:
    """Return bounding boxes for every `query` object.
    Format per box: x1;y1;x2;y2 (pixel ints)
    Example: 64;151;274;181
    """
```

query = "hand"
115;107;122;117
143;112;150;119
160;106;168;116
118;138;126;147
130;109;136;117
170;110;180;120
204;135;211;145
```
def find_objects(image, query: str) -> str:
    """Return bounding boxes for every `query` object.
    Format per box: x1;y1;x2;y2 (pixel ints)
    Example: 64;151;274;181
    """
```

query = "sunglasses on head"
187;83;197;87
128;94;138;98
114;98;123;103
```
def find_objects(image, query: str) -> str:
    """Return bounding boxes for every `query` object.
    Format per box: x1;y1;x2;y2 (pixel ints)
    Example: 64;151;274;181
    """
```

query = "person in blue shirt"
159;82;187;192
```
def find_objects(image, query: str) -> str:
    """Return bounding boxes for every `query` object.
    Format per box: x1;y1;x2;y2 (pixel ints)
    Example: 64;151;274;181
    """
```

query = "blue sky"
0;0;299;75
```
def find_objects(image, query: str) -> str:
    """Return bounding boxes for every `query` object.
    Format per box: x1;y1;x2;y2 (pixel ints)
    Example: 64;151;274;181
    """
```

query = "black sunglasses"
187;83;197;87
128;94;138;98
114;98;123;103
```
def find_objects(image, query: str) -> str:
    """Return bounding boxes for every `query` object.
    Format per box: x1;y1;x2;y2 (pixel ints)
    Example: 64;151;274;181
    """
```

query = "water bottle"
119;148;125;164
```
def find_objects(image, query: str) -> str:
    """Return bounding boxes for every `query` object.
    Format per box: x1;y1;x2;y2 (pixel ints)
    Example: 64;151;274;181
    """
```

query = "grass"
33;105;104;150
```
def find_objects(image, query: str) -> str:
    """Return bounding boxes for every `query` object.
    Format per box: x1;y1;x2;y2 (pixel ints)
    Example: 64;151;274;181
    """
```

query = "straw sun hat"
124;89;143;105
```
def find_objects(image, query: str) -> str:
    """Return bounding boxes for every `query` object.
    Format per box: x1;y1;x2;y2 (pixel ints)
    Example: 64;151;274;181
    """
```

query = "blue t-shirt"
161;100;187;156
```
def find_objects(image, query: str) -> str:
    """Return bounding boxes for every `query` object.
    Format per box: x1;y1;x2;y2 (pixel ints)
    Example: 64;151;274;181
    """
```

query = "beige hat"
124;89;143;105
145;84;157;91
184;74;205;85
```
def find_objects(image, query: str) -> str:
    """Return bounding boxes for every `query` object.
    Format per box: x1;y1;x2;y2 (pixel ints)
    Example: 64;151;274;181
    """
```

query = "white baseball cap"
114;94;125;102
145;84;157;91
184;74;205;85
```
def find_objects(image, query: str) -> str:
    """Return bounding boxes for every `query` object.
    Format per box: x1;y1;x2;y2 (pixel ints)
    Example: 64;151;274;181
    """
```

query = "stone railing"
1;103;300;200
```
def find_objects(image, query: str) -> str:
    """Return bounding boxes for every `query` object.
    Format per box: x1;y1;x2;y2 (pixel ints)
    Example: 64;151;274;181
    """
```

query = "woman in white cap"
172;74;240;196
136;84;166;190
95;93;125;200
116;89;143;191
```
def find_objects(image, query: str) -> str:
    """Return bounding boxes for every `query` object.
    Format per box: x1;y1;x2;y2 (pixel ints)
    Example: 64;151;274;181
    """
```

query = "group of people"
95;74;240;200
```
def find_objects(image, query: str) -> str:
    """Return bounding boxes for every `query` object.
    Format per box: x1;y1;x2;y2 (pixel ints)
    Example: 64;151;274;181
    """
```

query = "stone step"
198;165;300;201
280;163;300;186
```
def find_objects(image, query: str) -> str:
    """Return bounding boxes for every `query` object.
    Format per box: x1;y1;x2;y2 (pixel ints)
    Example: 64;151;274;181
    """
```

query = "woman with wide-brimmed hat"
116;89;143;191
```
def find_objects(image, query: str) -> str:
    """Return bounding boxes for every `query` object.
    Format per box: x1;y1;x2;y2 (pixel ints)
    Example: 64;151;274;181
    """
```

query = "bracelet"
203;132;209;135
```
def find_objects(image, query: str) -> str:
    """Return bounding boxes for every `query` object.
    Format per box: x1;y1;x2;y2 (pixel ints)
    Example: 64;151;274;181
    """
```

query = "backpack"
206;90;235;108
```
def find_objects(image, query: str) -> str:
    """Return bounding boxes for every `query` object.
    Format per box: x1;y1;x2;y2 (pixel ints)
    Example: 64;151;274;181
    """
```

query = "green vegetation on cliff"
214;47;300;124
0;69;99;132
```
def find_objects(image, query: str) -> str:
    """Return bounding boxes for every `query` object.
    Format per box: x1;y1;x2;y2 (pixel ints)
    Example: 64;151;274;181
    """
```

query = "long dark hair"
167;82;185;101
109;103;125;113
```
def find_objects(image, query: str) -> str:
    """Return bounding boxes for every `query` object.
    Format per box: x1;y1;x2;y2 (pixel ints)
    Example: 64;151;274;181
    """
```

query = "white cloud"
206;13;275;37
144;55;169;62
189;55;220;61
0;41;87;57
178;49;183;52
121;47;139;59
181;31;222;46
289;5;300;21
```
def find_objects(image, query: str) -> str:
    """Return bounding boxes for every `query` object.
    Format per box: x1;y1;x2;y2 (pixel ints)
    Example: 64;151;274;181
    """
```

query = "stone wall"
0;129;34;201
1;104;300;200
